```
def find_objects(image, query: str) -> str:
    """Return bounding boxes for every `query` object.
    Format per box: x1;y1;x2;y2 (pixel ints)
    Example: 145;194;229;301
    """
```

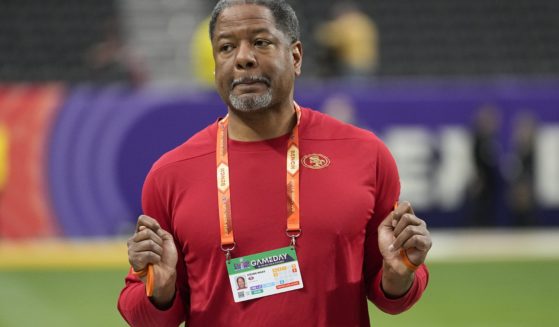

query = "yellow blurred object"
0;239;128;269
0;123;9;190
191;17;215;88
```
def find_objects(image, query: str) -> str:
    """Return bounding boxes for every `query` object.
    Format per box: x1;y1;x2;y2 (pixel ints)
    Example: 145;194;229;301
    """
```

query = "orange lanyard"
216;104;302;259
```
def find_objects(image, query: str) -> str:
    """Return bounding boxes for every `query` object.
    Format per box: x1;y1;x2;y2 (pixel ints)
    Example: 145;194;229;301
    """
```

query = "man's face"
237;277;245;289
212;4;302;112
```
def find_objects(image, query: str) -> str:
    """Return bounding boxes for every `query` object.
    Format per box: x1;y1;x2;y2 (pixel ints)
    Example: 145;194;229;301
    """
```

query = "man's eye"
255;39;271;47
220;44;233;52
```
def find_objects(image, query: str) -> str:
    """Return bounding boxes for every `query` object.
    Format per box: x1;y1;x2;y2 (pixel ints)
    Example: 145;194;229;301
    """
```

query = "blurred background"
0;0;558;326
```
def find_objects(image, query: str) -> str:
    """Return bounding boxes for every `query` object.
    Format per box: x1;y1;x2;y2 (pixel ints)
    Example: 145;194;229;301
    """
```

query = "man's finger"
391;224;427;250
131;239;164;257
136;215;161;233
129;251;162;271
393;214;425;237
156;226;174;241
132;227;163;246
401;234;432;252
391;201;415;225
379;209;397;229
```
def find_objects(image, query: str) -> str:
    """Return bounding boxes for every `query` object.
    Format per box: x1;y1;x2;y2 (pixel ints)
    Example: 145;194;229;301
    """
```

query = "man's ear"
292;41;303;77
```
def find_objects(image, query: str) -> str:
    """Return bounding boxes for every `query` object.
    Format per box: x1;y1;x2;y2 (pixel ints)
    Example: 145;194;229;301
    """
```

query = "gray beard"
229;88;273;112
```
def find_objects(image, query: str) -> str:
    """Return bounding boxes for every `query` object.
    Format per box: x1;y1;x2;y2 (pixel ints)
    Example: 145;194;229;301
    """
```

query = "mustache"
231;76;271;89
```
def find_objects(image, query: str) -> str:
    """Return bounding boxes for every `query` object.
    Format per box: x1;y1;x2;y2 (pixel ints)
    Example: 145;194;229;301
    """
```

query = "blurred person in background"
468;105;502;226
507;112;537;226
118;1;431;326
314;2;379;79
85;18;146;86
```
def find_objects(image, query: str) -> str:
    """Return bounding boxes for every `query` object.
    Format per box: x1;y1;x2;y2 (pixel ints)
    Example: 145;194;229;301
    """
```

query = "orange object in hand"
132;264;155;297
393;202;419;272
399;249;419;272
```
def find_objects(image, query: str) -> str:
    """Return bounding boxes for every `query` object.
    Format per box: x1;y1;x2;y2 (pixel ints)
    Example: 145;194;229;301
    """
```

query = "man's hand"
127;215;178;308
378;201;432;297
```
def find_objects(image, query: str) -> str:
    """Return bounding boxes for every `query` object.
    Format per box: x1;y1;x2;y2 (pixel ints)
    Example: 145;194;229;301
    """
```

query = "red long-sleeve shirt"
118;107;429;326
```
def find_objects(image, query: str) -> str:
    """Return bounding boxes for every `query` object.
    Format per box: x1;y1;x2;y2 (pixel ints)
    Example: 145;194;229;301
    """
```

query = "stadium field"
1;260;558;327
1;231;558;326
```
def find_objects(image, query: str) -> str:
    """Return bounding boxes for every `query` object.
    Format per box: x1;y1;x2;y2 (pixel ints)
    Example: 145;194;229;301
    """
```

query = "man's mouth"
231;76;270;90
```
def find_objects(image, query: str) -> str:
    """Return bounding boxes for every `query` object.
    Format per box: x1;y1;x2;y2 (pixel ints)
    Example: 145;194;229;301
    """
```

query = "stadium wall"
0;79;558;238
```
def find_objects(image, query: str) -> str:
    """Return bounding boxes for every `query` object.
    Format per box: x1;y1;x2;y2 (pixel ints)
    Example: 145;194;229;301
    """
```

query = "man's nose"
235;41;257;70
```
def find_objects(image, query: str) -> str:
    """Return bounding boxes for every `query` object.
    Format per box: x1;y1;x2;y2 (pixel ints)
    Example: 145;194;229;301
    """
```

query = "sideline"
1;229;558;269
0;238;128;269
427;228;559;262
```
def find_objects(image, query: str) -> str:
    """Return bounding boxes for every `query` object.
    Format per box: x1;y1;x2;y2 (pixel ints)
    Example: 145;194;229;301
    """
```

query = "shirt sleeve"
363;139;430;314
117;169;188;326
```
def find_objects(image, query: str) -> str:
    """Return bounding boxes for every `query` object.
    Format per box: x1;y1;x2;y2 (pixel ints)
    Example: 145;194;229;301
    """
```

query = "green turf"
0;269;128;327
369;260;559;327
0;261;558;326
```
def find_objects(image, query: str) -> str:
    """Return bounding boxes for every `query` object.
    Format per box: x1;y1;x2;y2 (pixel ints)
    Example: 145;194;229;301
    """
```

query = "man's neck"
226;102;297;141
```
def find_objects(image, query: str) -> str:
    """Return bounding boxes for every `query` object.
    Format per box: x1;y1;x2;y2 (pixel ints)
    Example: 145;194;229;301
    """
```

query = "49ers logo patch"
301;154;330;170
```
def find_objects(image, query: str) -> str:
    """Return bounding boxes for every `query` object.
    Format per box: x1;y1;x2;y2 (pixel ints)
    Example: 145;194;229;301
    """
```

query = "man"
236;276;247;290
118;1;432;326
